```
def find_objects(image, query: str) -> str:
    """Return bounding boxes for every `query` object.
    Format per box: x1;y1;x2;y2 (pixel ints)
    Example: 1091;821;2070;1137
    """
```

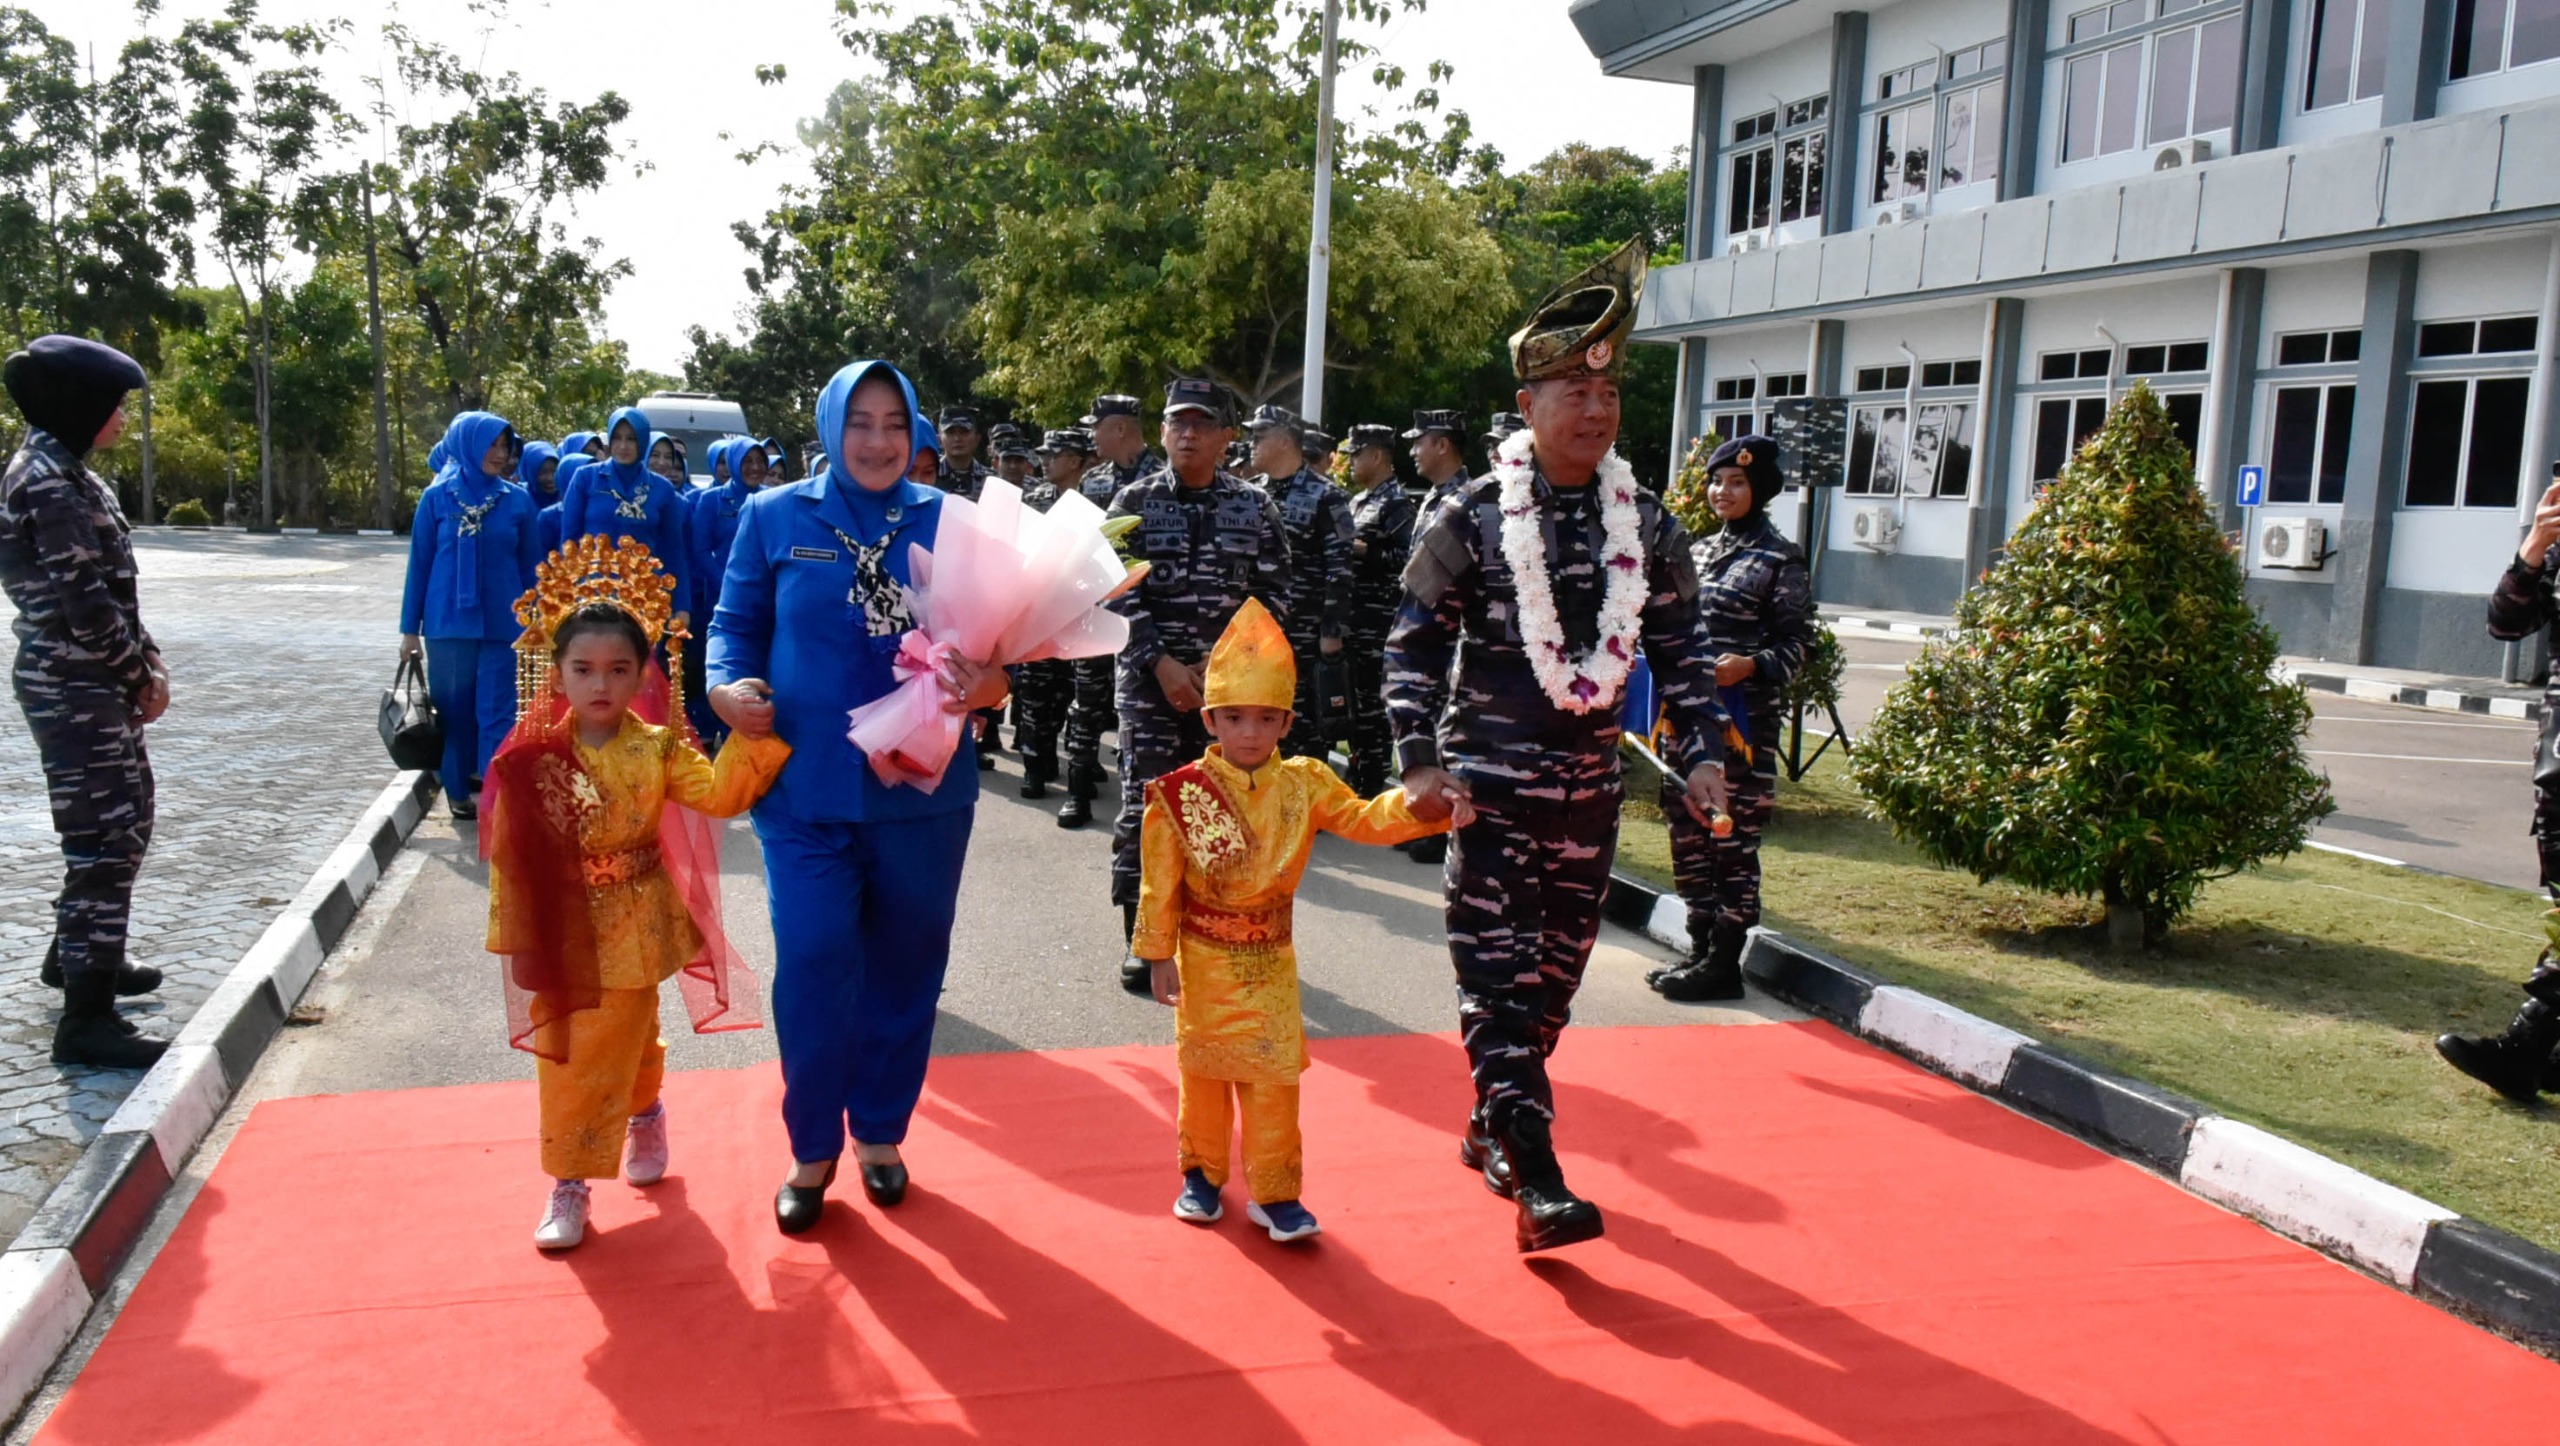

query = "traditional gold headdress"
1510;236;1646;383
1201;597;1295;712
510;535;687;738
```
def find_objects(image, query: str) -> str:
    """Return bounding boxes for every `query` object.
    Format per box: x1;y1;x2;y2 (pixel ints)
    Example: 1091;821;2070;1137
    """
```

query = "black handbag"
379;656;445;771
1316;652;1353;743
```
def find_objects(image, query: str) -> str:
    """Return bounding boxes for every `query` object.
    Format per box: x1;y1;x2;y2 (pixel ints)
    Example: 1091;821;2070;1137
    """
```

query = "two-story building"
1573;0;2560;677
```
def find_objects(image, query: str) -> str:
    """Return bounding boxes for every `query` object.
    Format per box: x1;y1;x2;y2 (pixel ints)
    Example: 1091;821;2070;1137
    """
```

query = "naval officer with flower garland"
1384;237;1734;1253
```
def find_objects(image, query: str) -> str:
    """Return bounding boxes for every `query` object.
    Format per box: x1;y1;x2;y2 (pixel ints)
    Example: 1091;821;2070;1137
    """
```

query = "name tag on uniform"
790;546;840;562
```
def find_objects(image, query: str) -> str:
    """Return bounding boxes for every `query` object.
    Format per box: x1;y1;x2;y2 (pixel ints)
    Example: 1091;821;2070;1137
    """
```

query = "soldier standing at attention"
1647;436;1811;1002
935;405;993;503
1243;405;1353;761
1483;411;1526;465
0;336;173;1068
1057;395;1163;829
1387;240;1733;1252
1004;430;1076;797
1104;379;1291;994
1406;409;1473;536
1341;423;1417;797
1303;427;1338;479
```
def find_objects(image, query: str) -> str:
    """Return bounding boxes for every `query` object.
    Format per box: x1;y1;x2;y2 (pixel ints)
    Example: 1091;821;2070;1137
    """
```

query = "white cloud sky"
29;0;1691;373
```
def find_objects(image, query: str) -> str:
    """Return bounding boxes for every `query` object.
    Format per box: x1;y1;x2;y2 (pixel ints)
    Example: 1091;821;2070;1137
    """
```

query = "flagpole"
1300;0;1340;426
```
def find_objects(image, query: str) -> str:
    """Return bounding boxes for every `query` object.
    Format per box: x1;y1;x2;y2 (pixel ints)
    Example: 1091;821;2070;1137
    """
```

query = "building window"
1707;373;1809;443
1846;403;1977;497
2123;341;2211;374
2033;396;2112;482
1873;41;2007;208
1728;97;1829;243
1854;364;1912;392
2061;1;2241;164
2416;315;2540;357
2405;375;2532;508
2038;347;2114;381
1921;360;1985;388
2451;0;2560;80
2304;0;2391;107
2275;328;2363;365
2268;385;2354;504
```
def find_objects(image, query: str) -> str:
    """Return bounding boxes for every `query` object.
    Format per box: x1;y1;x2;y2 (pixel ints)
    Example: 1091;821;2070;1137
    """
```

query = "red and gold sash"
1148;760;1252;877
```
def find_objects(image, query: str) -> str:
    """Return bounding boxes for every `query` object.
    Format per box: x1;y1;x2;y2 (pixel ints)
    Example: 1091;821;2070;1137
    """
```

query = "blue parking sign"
2236;464;2266;508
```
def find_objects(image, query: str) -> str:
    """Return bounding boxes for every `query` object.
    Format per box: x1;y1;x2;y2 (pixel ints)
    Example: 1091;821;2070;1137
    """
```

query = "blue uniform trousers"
423;638;517;806
758;807;975;1161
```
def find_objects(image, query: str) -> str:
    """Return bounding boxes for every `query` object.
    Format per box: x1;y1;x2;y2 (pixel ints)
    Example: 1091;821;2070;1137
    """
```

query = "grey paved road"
0;532;408;1239
1834;633;2544;891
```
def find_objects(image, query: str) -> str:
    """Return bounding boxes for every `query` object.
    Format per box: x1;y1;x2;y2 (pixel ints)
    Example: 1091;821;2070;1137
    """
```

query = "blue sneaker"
1246;1199;1321;1242
1173;1169;1223;1224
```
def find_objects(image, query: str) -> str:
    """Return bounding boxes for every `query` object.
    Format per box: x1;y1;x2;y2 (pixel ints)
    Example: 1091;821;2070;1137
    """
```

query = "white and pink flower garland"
1492;429;1646;714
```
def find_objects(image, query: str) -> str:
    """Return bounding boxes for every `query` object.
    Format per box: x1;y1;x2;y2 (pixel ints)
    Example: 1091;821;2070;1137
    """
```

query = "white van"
634;393;752;485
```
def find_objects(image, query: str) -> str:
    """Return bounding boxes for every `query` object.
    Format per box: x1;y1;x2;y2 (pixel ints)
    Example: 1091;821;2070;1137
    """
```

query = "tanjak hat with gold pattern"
1201;597;1296;713
1510;236;1647;384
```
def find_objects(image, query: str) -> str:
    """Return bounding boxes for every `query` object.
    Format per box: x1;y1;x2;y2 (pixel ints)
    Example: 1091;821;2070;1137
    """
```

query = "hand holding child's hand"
1148;957;1180;1007
712;681;777;737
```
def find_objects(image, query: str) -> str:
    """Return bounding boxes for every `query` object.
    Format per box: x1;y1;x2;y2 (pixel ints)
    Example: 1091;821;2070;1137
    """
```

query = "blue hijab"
517;440;560;502
560;430;600;460
436;410;517;611
815;360;923;535
598;406;660;500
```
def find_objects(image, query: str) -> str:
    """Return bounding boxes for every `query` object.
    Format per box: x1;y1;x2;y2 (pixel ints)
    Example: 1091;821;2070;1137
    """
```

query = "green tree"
1849;385;2334;947
0;7;91;344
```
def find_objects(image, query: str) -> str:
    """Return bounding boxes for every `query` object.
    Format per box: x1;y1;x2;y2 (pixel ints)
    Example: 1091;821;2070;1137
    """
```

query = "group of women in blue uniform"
401;364;996;1233
398;406;786;816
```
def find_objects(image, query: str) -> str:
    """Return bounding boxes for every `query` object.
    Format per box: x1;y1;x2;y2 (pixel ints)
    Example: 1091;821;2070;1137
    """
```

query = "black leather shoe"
449;798;478;821
1502;1113;1603;1253
2437;997;2560;1103
1120;954;1153;997
1057;793;1092;829
775;1159;838;1235
1655;959;1746;1002
50;975;166;1070
859;1156;910;1208
39;943;161;997
1458;1122;1516;1199
1019;767;1050;800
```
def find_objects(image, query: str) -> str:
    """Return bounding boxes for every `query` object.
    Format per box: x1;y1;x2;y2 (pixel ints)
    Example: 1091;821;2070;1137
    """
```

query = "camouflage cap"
1039;428;1094;455
1345;423;1399;454
1088;394;1143;421
1303;427;1336;456
1509;236;1646;384
1164;377;1235;424
1242;403;1303;438
1401;409;1465;442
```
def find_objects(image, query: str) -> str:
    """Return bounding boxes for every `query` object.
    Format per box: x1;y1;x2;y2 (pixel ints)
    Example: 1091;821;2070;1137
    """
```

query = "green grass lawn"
1619;752;2560;1252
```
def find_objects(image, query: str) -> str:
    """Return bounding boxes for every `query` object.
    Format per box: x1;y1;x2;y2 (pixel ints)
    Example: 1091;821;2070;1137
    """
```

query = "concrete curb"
0;770;437;1421
1604;869;2560;1353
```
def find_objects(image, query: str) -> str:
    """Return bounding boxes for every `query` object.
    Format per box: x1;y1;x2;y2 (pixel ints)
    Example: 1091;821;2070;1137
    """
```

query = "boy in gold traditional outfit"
484;537;790;1251
1138;599;1459;1241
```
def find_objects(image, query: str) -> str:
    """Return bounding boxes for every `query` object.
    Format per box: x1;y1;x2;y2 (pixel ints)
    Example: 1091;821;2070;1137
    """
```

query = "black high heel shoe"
859;1152;909;1209
775;1158;838;1235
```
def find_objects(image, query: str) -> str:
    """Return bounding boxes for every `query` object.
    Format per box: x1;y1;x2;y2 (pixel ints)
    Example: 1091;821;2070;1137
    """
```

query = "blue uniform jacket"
707;359;974;825
400;413;540;642
690;473;754;622
555;405;692;608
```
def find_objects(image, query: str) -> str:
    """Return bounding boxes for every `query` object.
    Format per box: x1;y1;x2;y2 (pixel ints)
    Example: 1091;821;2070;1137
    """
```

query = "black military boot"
1057;768;1095;829
40;941;162;998
1118;902;1152;996
52;971;168;1070
1503;1112;1603;1252
1656;921;1748;1002
1458;1113;1516;1198
2437;996;2560;1103
1019;759;1052;800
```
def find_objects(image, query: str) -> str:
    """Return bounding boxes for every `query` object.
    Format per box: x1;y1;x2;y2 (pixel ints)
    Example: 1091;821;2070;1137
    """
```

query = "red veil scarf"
481;696;761;1060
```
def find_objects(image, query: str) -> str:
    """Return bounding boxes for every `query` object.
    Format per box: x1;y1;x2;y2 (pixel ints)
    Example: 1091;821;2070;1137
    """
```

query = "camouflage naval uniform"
1105;469;1290;906
1058;446;1164;812
1385;467;1727;1136
1660;513;1811;954
936;457;993;504
0;429;160;988
1010;474;1074;788
1344;471;1421;795
1256;464;1354;759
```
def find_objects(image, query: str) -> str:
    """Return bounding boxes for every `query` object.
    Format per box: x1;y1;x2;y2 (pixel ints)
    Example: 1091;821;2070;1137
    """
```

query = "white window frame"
2263;381;2356;505
2402;368;2535;510
1869;40;2008;213
1725;97;1829;250
1845;385;1978;499
2449;0;2560;82
2056;0;2243;164
2301;0;2390;108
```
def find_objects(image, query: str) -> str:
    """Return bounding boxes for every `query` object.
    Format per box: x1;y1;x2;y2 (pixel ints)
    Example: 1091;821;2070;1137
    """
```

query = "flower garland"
1494;429;1647;713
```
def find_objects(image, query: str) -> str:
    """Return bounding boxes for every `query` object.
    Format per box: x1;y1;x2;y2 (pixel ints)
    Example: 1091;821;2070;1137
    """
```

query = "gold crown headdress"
1201;597;1295;712
511;535;688;738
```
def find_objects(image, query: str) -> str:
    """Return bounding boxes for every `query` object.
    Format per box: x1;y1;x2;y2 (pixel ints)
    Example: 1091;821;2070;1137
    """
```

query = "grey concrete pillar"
1805;320;1846;591
2205;266;2267;532
1824;13;1870;237
1687;65;1725;260
2381;0;2452;126
2235;0;2290;153
1673;335;1709;472
1999;0;2050;200
1965;297;2025;587
2328;250;2419;664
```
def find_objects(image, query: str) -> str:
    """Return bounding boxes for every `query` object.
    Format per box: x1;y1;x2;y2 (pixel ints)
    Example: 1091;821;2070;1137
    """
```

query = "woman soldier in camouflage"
1648;437;1813;1002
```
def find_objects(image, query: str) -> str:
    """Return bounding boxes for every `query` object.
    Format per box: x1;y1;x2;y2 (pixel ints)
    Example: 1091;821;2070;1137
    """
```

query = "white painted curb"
2181;1117;2457;1286
1858;985;2034;1088
0;1252;88;1417
100;1046;228;1177
1644;896;1690;953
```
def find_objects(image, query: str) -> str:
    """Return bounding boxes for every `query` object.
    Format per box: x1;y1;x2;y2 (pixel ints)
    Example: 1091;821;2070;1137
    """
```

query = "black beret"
1706;434;1783;505
2;335;147;458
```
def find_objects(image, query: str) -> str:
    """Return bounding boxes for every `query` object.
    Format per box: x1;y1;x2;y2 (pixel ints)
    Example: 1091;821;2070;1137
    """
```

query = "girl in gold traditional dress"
484;539;789;1251
1137;599;1461;1241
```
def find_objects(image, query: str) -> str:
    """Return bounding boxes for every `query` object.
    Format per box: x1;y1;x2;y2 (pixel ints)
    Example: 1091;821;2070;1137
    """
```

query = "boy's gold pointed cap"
1202;598;1296;712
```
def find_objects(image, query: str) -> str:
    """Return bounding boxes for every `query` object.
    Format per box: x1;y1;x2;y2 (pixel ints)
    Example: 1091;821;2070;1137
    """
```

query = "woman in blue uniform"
555;406;692;635
707;359;1008;1236
398;411;542;819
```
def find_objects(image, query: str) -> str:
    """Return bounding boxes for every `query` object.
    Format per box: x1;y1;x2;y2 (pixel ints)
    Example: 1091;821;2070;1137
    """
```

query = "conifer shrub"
1849;384;2333;947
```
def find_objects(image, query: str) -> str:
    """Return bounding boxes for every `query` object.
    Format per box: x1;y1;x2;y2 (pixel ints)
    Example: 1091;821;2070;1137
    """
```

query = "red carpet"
39;1023;2560;1443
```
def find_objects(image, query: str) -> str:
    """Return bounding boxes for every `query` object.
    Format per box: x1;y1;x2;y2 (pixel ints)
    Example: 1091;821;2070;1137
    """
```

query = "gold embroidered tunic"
486;719;788;989
1136;747;1445;1085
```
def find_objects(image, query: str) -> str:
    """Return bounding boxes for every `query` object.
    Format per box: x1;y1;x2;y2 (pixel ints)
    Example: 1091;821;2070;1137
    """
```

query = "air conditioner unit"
1743;231;1766;251
1873;200;1922;227
2153;137;2214;170
2256;516;2326;570
1728;237;1751;256
1850;505;1901;552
